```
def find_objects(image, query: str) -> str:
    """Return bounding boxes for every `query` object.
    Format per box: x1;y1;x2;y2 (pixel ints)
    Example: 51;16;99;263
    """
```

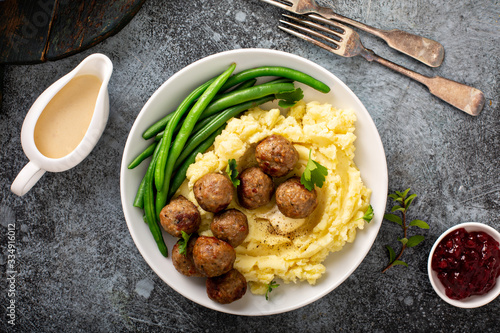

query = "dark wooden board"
0;0;145;64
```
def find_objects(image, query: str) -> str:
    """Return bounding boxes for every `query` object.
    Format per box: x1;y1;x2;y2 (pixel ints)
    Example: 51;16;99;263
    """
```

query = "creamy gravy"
34;75;102;158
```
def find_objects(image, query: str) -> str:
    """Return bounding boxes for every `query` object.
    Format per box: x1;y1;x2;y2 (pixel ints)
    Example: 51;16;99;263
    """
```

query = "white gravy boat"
11;53;113;196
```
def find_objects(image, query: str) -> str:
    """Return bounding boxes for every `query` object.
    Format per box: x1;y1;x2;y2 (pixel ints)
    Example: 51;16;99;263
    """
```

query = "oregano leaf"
381;189;428;273
388;193;399;200
384;213;402;226
391;206;405;213
392;260;408;267
405;194;417;207
409;220;429;229
386;245;395;263
407;235;425;248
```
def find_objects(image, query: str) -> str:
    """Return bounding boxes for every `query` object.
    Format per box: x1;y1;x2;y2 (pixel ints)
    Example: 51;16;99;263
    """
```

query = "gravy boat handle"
11;162;46;196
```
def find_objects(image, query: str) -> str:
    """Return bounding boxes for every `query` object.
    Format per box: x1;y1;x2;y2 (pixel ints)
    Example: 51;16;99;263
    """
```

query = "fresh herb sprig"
301;150;328;191
360;205;374;223
276;88;304;108
382;188;429;273
178;231;192;255
226;158;240;187
265;280;280;301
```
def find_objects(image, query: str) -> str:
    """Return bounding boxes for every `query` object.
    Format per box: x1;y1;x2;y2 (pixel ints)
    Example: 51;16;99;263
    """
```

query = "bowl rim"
120;48;388;315
427;222;500;308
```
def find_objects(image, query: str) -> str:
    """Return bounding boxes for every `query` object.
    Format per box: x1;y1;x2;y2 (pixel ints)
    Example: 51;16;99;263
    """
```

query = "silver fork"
279;14;484;116
260;0;445;68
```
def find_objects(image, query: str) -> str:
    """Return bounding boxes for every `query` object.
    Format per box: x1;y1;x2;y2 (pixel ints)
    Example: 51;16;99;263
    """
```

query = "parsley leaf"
178;231;191;256
361;205;374;223
265;280;280;301
276;88;304;108
225;159;240;187
300;150;328;191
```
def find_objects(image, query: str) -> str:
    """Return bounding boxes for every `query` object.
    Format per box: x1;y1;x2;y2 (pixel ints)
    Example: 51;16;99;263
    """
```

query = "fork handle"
365;51;485;116
312;11;445;68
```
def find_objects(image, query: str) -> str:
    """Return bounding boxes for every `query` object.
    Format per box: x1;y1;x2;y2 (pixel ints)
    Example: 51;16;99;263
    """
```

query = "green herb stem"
382;200;408;273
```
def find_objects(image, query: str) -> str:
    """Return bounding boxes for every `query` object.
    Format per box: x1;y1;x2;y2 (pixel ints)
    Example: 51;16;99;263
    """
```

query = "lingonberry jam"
431;228;500;300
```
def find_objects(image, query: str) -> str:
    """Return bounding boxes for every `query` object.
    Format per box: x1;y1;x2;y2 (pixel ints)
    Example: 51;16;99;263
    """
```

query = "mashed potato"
178;100;371;294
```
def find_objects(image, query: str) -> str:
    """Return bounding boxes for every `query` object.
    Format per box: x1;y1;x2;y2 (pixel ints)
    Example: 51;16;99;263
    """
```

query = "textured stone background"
1;0;499;332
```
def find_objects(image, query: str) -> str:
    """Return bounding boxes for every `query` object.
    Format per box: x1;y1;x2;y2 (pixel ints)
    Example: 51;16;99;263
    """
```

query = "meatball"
255;134;299;177
160;195;201;237
172;234;204;277
211;209;249;248
206;269;247;304
194;173;234;213
237;167;274;210
275;177;318;218
193;236;236;277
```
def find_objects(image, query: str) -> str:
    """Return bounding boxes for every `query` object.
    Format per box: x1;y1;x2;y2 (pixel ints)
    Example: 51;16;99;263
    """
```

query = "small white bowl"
428;222;500;308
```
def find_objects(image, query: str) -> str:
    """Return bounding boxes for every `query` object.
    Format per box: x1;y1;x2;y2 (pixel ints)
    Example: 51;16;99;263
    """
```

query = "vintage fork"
260;0;445;68
279;14;484;116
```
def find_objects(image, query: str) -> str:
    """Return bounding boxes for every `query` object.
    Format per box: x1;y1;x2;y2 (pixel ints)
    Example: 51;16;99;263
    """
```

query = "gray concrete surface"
1;0;499;331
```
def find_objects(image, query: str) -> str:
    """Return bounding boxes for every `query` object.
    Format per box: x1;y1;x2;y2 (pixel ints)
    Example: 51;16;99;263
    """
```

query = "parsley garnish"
178;231;191;255
300;150;328;191
225;159;240;187
276;88;304;108
265;280;280;301
360;205;374;223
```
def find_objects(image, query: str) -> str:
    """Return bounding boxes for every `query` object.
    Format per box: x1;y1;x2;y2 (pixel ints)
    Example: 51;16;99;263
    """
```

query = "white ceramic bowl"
120;49;388;315
428;222;500;308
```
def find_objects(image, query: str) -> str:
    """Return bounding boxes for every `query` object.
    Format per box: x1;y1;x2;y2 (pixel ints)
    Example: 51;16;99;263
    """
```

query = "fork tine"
259;0;294;11
279;21;340;55
282;14;344;40
279;14;351;54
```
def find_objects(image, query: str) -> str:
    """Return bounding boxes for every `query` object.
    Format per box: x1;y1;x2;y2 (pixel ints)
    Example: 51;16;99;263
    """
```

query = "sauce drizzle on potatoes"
177;101;372;295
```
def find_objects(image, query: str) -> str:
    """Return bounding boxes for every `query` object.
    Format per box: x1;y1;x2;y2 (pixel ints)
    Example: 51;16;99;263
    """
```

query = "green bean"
156;63;237;216
128;142;157;169
133;175;147;208
142;78;216;140
221;66;330;93
152;78;256;142
168;125;225;200
219;78;256;94
143;143;168;257
154;77;217;190
191;113;218;135
143;113;173;140
155;114;215;141
199;81;295;120
133;139;163;208
144;79;257;141
174;96;274;170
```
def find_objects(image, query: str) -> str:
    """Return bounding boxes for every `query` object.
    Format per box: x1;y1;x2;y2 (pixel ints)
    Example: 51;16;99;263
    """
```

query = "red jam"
431;227;500;300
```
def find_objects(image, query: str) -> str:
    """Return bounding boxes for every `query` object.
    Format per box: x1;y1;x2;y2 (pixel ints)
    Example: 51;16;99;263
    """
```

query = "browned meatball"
172;234;204;277
194;173;234;213
211;209;249;248
237;167;274;210
255;134;299;177
206;269;247;304
193;236;236;277
160;195;201;237
276;177;318;218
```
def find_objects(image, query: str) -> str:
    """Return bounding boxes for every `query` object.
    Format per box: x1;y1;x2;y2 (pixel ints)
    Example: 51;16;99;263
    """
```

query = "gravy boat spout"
11;53;113;196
